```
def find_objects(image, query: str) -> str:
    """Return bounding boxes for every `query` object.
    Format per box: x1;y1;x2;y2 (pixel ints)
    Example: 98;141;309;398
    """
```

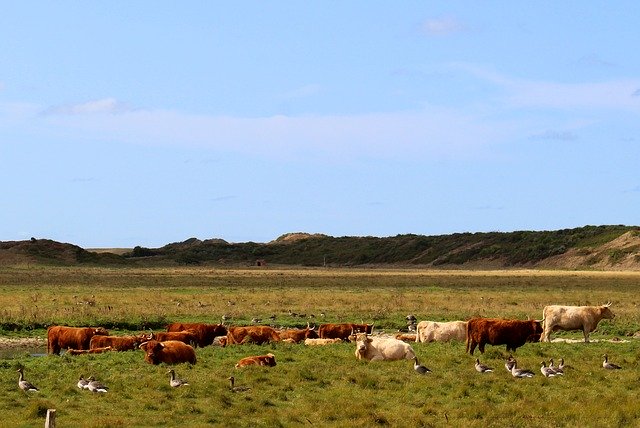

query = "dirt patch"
0;337;46;350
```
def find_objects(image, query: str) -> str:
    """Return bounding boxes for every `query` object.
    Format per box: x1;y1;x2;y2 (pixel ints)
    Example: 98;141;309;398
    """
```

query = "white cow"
541;303;615;343
354;333;416;362
415;321;467;343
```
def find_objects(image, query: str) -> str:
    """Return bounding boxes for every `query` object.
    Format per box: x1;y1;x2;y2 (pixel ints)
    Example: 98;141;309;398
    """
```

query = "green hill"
2;226;639;269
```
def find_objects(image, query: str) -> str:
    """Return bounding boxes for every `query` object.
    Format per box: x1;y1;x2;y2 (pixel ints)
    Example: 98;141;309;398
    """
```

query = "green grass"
1;266;640;426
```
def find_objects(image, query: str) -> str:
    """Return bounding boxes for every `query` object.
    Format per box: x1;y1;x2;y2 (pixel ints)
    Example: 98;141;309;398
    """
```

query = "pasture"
1;266;640;427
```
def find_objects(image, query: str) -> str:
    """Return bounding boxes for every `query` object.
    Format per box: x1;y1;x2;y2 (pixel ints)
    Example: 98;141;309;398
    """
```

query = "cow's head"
355;333;371;356
601;302;615;319
305;324;319;339
139;340;163;364
93;327;109;336
527;320;544;342
265;353;277;366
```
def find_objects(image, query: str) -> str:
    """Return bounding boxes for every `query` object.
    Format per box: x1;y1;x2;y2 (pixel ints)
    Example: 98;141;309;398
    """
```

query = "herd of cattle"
43;303;617;369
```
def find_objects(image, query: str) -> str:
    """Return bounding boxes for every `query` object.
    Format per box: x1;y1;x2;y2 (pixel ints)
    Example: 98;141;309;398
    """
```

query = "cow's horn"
139;341;148;349
605;302;612;307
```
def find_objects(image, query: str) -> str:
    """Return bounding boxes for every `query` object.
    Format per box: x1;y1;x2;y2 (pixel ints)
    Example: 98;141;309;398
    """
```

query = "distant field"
1;266;639;426
86;248;132;255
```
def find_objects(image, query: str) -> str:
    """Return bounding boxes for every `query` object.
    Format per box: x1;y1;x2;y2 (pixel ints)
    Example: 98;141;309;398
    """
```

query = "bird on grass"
17;368;39;393
413;356;431;374
167;369;189;388
475;358;493;373
548;358;564;375
510;360;535;378
86;376;109;393
602;354;622;370
504;354;516;373
77;375;89;390
228;376;251;393
540;361;556;378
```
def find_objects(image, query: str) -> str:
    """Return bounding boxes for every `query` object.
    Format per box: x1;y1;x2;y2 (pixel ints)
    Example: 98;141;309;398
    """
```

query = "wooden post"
45;409;56;428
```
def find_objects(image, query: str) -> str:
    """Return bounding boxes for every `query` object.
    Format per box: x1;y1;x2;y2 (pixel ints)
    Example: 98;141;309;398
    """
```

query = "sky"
1;2;639;248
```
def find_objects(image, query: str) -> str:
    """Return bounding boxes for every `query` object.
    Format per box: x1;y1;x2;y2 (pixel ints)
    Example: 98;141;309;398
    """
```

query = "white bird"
77;375;89;390
511;361;535;378
228;376;251;393
413;356;431;374
548;358;564;375
167;369;189;388
602;354;622;370
540;361;556;377
17;368;39;392
475;358;493;373
504;355;516;373
87;376;109;393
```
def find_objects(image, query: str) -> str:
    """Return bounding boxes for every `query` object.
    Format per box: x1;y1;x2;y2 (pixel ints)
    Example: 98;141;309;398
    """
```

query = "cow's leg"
479;342;485;354
468;340;477;355
583;327;590;343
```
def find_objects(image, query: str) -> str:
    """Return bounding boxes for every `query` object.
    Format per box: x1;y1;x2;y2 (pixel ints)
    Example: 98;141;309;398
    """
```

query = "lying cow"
235;353;277;368
90;334;148;351
541;303;615;342
318;323;373;341
66;346;112;355
466;318;542;355
166;322;227;347
278;324;319;343
139;340;197;365
354;333;416;362
416;321;467;343
227;326;281;345
304;338;343;346
47;326;110;355
395;333;417;343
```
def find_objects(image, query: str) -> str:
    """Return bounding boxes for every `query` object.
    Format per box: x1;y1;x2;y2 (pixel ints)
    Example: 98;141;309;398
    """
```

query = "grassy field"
1;266;640;427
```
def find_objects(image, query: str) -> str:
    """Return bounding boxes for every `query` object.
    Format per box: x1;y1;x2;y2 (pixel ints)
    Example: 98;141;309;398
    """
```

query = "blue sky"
1;2;639;247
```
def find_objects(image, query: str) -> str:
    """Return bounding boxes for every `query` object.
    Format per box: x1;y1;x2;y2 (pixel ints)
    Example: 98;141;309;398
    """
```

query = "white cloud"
43;98;131;115
422;17;464;36
35;104;507;160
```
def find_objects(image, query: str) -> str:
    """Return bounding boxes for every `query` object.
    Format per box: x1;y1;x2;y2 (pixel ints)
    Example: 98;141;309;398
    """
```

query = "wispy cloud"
529;130;578;141
43;98;132;116
210;195;236;202
422;17;464;36
575;54;615;68
280;84;321;99
452;63;640;112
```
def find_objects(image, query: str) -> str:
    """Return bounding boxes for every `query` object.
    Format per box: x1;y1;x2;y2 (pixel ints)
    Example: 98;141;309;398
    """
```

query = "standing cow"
47;326;110;355
415;321;467;343
541;303;615;342
226;326;281;345
354;333;416;362
166;323;227;347
318;323;373;341
466;318;543;355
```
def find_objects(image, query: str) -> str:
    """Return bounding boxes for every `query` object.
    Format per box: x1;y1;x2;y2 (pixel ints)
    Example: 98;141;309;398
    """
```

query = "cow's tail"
465;321;471;354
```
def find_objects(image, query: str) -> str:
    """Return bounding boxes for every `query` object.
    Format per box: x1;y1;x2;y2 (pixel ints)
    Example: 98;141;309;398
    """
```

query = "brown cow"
318;323;373;340
235;353;277;368
166;323;227;347
47;326;110;355
66;346;112;355
90;334;147;351
150;330;197;346
139;340;197;365
466;318;543;355
227;326;281;345
278;324;319;343
304;338;343;346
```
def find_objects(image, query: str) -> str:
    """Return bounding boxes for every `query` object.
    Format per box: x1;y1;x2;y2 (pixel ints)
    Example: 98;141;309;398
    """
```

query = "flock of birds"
410;353;623;378
16;367;254;395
